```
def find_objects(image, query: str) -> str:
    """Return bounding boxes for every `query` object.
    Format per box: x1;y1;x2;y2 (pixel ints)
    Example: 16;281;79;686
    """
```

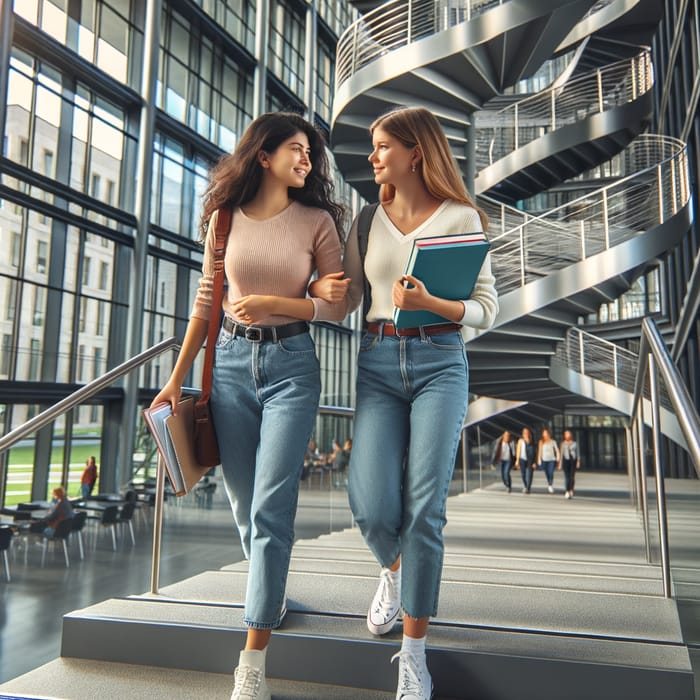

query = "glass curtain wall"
0;0;359;505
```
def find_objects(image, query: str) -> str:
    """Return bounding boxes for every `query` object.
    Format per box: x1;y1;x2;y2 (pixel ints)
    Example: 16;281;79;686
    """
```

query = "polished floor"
0;477;355;684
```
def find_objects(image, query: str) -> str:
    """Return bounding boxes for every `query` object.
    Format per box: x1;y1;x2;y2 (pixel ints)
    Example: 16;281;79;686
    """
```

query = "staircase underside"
331;0;600;200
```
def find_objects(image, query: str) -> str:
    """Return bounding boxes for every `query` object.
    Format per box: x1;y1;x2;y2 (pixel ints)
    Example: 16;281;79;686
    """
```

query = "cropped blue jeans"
348;330;469;619
210;326;320;629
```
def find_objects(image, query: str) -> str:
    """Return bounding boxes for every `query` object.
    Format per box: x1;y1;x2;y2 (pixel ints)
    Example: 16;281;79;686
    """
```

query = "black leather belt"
222;316;309;342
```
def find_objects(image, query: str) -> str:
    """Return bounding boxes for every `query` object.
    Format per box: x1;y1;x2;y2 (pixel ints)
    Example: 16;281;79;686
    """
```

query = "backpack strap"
356;203;379;329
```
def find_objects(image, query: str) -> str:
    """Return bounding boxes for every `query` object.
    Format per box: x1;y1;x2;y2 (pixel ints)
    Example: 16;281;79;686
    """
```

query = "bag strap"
199;208;232;403
356;203;379;328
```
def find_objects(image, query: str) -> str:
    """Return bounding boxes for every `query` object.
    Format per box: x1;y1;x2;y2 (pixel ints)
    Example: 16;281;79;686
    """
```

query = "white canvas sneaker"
391;650;433;700
367;566;401;635
231;651;271;700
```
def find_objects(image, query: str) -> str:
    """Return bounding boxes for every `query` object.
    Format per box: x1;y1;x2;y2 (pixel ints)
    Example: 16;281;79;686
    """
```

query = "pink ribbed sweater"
191;201;345;325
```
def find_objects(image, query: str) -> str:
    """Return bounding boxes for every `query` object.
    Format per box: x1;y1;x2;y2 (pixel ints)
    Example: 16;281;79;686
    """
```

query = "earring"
411;164;416;173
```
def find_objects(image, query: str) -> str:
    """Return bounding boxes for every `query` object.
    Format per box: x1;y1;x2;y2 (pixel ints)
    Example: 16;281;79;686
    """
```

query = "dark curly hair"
199;112;344;241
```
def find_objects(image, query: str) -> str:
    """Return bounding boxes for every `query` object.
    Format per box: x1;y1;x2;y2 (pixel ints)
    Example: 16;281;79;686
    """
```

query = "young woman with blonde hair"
316;106;497;699
537;427;560;494
152;112;346;700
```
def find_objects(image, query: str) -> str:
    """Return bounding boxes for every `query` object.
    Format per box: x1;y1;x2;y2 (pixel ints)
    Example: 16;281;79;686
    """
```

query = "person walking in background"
516;427;536;494
151;112;347;700
492;430;515;493
537;428;560;493
80;456;98;499
559;429;580;499
315;106;498;700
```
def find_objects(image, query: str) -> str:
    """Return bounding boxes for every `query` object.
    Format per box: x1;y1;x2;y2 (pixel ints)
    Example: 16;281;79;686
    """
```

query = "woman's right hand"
309;271;350;303
150;379;182;413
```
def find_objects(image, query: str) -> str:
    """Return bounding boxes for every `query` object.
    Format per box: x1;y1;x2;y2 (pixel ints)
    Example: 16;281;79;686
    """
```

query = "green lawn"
5;443;102;504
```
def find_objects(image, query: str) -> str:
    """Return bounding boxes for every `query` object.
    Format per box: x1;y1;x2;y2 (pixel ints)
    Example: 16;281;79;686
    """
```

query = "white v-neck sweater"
344;200;499;329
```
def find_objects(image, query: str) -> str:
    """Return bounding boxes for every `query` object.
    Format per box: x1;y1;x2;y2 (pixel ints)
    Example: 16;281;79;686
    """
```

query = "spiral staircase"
331;0;694;449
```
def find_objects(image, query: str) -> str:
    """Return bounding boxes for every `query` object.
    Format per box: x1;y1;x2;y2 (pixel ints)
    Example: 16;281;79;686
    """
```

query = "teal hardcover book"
393;232;490;329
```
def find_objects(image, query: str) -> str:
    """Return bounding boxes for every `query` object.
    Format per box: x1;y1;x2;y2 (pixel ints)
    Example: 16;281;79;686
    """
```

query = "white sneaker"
367;567;401;635
231;652;271;700
548;485;555;493
564;491;571;499
391;650;433;700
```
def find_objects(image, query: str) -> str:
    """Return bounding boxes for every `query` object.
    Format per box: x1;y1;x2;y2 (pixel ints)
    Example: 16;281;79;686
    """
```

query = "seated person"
31;487;74;536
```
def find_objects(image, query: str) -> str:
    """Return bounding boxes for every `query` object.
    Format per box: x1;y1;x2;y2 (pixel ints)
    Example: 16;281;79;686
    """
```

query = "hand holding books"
392;232;490;329
143;397;213;496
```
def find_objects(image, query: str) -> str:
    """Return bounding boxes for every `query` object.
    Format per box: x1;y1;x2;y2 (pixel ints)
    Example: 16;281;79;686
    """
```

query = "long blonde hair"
370;106;488;231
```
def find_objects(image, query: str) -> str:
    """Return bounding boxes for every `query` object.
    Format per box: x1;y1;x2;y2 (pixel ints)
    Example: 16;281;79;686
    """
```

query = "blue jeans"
348;331;468;619
519;459;533;490
210;326;321;629
500;460;512;488
541;460;556;486
80;484;92;500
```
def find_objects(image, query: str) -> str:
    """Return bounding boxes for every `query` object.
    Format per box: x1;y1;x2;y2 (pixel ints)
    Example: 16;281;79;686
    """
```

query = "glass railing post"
637;412;652;563
150;454;167;595
648;353;673;597
625;425;636;507
477;424;483;490
461;428;468;494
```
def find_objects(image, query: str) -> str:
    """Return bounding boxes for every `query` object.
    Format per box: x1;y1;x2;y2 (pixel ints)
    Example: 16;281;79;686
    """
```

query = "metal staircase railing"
0;337;180;457
487;135;689;296
336;0;502;86
554;326;673;409
336;0;618;90
629;318;700;596
474;50;652;170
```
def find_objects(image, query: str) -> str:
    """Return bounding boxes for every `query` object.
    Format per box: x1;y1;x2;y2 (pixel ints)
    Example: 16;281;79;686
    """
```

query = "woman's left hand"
393;275;432;310
232;295;273;325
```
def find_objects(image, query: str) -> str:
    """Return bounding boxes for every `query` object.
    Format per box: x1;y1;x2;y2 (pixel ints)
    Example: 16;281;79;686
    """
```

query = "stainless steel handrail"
149;404;356;594
629;317;700;597
0;337;180;455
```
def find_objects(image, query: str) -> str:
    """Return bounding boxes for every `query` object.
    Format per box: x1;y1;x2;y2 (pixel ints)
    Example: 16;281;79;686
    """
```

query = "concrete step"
142;568;682;643
0;658;394;700
54;596;693;699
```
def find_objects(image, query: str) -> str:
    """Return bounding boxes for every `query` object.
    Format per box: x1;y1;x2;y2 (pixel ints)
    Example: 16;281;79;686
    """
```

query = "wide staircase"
2;1;698;698
1;472;694;699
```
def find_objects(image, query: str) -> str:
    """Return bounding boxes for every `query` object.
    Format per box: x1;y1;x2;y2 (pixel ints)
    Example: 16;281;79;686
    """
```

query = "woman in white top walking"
315;106;498;700
537;428;560;493
559;429;580;499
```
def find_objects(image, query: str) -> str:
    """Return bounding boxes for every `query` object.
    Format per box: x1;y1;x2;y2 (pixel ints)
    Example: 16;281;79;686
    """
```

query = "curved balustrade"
335;0;621;91
553;327;671;409
475;50;652;170
336;0;505;87
487;135;689;295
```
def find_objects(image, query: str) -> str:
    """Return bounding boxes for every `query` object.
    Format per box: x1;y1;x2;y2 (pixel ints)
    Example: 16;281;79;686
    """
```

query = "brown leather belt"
366;322;461;337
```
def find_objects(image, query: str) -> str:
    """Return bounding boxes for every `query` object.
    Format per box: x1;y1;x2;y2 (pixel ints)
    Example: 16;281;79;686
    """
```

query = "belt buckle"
244;326;263;342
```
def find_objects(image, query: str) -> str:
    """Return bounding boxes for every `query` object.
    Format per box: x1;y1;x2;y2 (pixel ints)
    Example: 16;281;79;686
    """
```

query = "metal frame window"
268;0;305;97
